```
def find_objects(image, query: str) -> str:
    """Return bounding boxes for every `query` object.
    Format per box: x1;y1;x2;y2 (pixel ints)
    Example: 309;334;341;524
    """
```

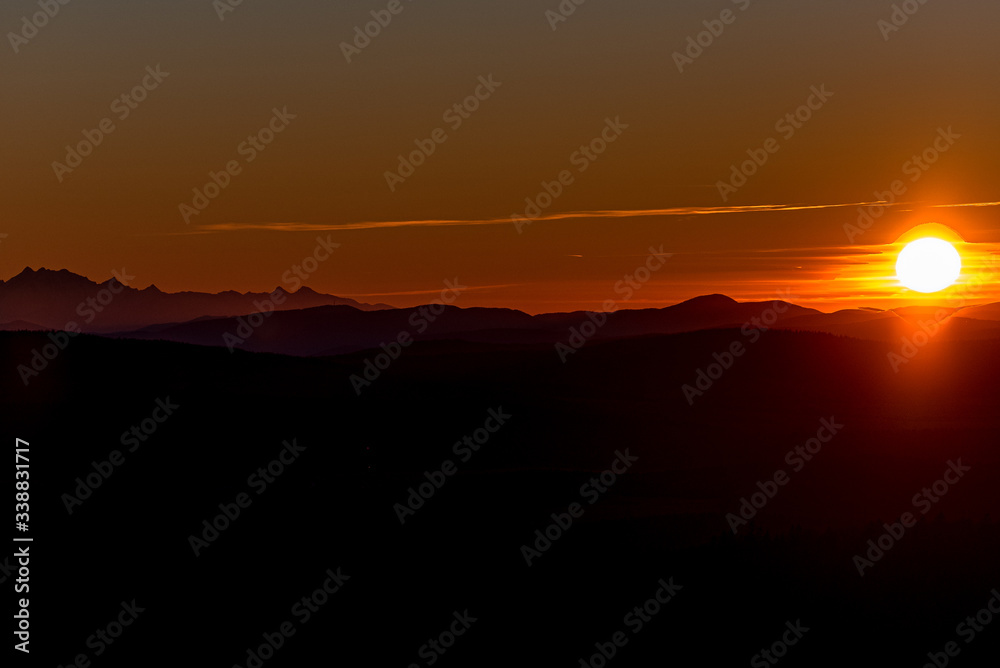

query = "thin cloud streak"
932;201;1000;209
179;200;907;235
176;199;1000;235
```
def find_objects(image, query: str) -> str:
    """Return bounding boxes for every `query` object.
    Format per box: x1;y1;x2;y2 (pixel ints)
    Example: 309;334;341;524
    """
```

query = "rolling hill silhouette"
6;269;1000;667
112;294;1000;356
8;268;1000;357
106;297;821;356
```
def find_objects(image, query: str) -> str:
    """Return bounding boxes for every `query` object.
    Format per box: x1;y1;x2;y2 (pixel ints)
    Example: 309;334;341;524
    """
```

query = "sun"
896;237;962;293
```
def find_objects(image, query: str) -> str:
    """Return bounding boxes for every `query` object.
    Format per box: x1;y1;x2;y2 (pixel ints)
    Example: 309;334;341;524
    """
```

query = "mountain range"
3;267;1000;356
0;267;393;332
4;269;999;667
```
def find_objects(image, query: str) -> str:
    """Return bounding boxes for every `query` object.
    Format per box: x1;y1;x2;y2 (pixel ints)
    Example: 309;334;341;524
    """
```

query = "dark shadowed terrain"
3;318;998;666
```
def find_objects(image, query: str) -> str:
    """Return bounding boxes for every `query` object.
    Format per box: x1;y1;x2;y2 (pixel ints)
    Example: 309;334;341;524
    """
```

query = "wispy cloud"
932;201;1000;209
177;200;899;235
163;199;1000;238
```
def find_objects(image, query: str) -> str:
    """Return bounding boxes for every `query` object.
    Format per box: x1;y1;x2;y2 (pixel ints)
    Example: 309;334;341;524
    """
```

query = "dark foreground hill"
2;329;998;666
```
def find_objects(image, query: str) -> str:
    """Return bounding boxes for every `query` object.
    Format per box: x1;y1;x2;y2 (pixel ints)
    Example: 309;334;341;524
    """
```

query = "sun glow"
896;237;962;293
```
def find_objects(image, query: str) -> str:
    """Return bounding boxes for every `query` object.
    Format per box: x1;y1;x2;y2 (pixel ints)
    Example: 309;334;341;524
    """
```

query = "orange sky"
3;0;1000;312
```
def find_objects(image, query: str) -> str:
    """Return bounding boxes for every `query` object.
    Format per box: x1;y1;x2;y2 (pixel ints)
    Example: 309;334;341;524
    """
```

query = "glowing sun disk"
896;237;962;293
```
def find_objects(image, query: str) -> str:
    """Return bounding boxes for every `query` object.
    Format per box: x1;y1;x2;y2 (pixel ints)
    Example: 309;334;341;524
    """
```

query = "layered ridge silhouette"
0;267;393;332
5;269;1000;356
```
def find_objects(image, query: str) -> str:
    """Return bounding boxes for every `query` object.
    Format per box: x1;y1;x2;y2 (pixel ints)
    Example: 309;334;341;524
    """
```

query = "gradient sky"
3;0;1000;312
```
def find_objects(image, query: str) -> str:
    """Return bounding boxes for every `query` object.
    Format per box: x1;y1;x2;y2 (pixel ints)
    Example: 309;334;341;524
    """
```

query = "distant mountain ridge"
111;295;1000;356
0;267;394;332
5;267;1000;355
105;296;832;356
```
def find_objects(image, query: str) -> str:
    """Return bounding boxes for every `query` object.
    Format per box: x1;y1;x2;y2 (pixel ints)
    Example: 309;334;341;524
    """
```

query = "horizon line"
3;266;997;317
